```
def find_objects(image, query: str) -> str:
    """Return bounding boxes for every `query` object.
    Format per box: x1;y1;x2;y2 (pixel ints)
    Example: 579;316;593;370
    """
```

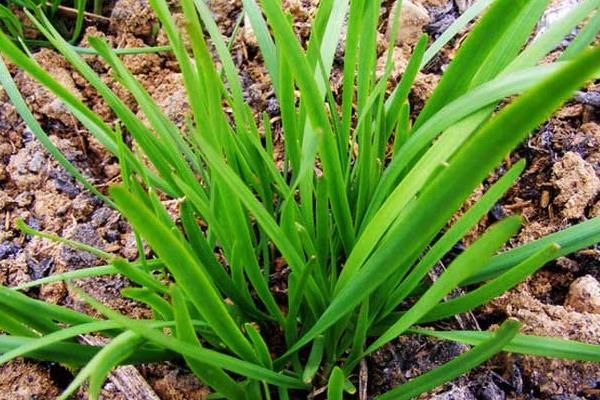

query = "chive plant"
1;0;91;49
1;0;600;398
1;0;178;56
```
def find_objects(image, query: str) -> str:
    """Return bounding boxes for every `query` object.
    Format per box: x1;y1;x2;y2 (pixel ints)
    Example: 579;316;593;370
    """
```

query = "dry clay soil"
0;0;599;399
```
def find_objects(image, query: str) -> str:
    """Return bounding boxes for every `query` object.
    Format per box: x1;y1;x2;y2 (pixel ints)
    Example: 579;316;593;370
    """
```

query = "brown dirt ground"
0;0;598;399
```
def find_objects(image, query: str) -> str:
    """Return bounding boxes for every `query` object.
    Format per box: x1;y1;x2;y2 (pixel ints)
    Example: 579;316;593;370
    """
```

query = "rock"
489;289;600;396
27;152;44;173
110;0;157;38
0;241;20;259
426;1;458;38
49;167;81;198
592;201;600;217
0;252;31;287
575;90;600;107
58;223;107;269
477;379;506;400
389;1;431;46
8;142;49;190
120;36;163;75
555;256;579;272
578;122;600;166
536;0;579;38
432;386;477;400
552;151;600;219
455;0;475;13
565;275;600;314
415;0;449;7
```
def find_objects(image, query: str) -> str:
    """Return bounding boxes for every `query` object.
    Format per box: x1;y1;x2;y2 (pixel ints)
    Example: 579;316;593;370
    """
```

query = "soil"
0;0;598;399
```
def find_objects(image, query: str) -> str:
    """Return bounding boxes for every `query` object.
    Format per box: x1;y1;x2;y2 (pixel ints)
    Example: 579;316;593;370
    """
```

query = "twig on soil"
359;359;368;400
46;3;111;24
104;365;161;400
307;385;328;399
574;91;600;107
80;336;161;400
428;262;481;331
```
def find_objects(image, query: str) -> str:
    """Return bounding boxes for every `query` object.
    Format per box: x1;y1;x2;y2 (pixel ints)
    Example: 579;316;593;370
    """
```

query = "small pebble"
565;275;600;314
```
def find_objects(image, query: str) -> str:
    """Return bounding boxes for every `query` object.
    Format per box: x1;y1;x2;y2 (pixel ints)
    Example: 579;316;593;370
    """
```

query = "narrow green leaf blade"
412;328;600;363
110;185;257;362
421;243;560;323
327;366;345;400
467;216;600;284
172;285;246;400
366;216;521;354
376;319;520;400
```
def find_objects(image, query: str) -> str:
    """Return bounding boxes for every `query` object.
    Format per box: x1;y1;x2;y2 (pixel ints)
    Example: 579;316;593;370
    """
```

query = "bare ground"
0;0;599;398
